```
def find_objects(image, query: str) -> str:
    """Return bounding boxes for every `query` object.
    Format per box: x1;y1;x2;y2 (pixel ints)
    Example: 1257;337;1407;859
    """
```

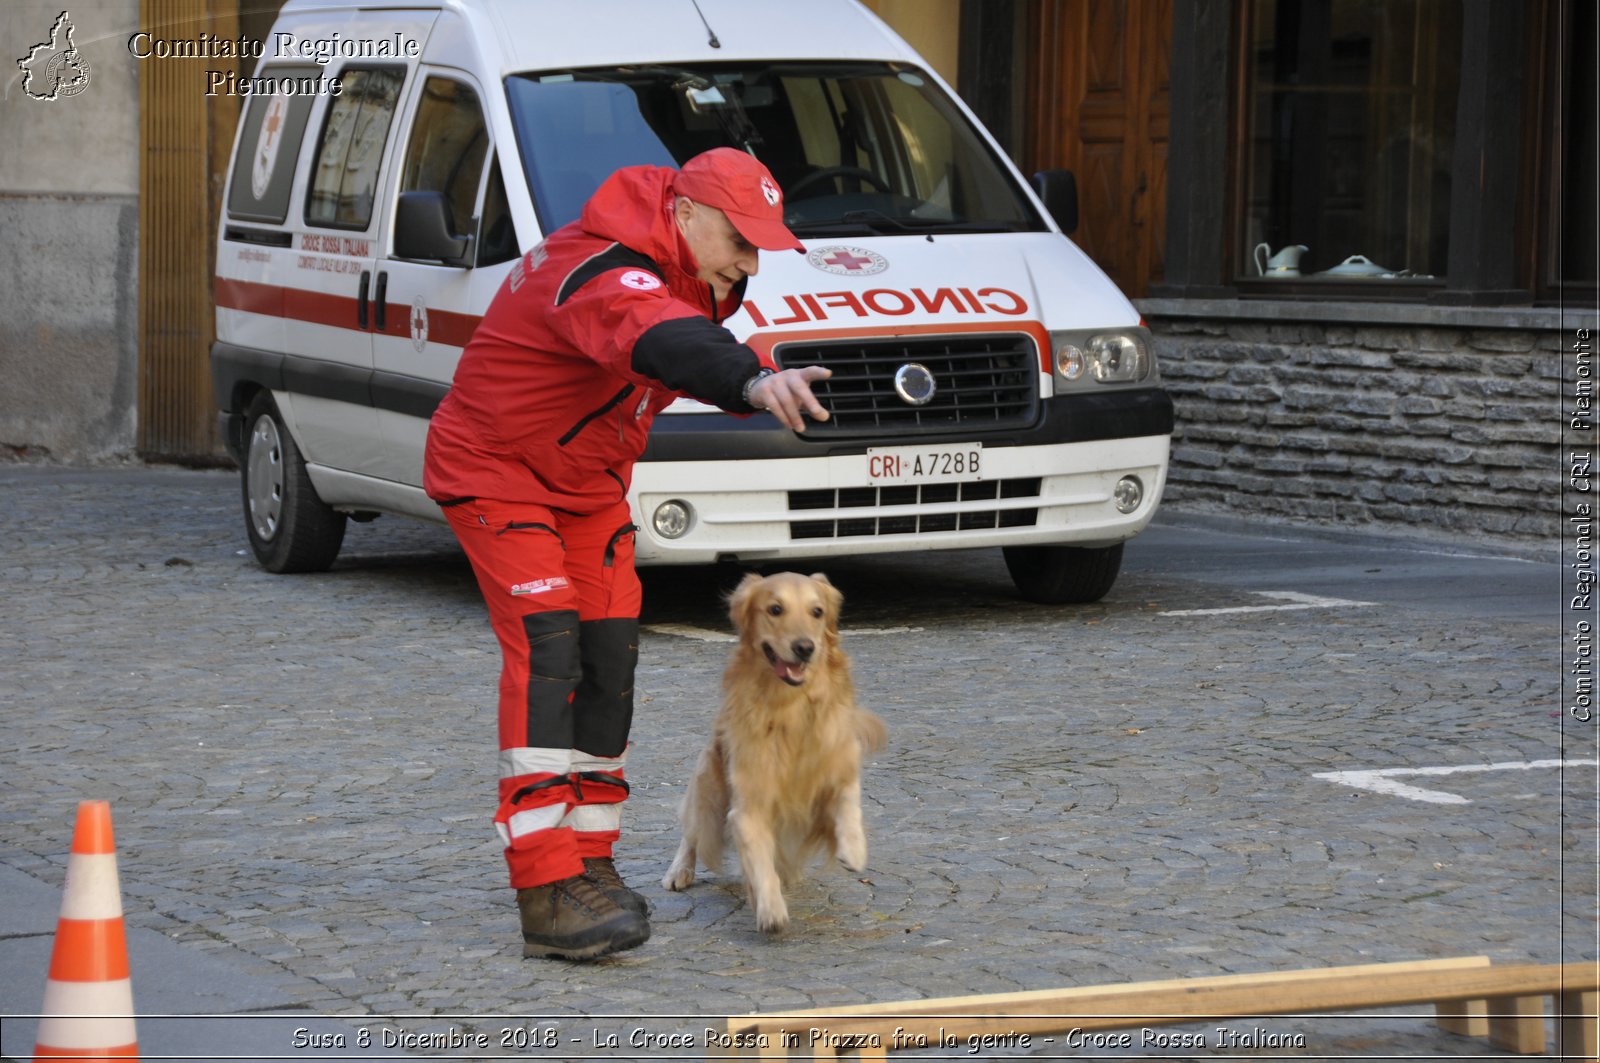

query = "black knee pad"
521;610;581;749
572;618;638;758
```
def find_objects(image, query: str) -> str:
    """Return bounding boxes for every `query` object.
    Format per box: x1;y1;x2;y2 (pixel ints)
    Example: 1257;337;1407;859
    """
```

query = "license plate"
865;443;983;486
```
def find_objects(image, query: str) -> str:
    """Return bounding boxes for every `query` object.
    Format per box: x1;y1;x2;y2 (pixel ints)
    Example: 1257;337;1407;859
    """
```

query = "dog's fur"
662;571;887;932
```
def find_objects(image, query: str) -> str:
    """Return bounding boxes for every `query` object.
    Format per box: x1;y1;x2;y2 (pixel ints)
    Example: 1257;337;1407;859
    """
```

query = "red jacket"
423;165;768;513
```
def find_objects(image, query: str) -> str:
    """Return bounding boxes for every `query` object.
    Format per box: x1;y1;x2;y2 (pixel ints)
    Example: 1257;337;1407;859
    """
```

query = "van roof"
275;0;920;73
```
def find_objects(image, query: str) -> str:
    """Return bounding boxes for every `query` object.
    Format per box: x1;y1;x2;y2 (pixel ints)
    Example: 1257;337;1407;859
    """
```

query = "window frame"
1154;0;1594;309
1227;0;1458;300
302;63;409;233
224;64;322;225
387;70;500;267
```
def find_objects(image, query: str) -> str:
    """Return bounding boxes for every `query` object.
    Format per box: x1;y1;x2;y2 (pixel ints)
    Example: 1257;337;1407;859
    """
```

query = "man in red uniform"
424;148;828;960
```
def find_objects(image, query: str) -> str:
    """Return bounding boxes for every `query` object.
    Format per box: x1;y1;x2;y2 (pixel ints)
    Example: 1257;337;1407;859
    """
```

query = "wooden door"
138;0;243;460
1028;0;1171;298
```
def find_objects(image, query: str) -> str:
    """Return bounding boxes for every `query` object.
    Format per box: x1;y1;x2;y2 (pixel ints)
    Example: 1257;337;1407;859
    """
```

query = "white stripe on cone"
36;986;138;1050
58;852;123;921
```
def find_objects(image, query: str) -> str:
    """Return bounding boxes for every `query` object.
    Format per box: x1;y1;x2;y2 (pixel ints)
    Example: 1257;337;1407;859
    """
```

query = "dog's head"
728;571;842;687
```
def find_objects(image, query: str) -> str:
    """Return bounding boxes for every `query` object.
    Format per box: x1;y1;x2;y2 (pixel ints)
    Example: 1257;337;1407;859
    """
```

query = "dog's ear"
727;572;766;631
811;573;844;634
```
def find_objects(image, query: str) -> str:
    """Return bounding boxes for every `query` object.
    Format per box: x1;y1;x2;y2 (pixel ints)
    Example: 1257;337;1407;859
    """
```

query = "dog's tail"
854;707;888;754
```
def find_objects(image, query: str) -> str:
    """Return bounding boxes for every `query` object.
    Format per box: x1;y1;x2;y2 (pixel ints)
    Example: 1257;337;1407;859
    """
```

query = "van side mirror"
394;191;475;267
1031;170;1079;235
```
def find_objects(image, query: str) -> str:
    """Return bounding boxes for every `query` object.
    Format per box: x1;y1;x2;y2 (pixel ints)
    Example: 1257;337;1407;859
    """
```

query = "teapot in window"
1254;243;1308;276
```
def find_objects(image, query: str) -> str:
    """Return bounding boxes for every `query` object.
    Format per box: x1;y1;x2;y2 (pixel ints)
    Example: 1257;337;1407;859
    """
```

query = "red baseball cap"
673;148;804;253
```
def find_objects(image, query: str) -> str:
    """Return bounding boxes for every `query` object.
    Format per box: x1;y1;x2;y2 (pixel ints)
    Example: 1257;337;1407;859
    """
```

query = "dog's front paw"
754;896;789;934
836;831;867;873
663;838;700;891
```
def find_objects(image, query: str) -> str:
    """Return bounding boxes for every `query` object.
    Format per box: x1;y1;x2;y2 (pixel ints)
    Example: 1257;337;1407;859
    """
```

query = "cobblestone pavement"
1;465;1593;1061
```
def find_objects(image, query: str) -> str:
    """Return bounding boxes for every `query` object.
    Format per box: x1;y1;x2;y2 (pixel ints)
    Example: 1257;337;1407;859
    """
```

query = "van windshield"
504;61;1045;238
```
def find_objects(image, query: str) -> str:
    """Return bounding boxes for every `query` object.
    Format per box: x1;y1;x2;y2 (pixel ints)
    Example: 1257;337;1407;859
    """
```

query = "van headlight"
1051;328;1155;389
1055;342;1087;382
652;500;693;539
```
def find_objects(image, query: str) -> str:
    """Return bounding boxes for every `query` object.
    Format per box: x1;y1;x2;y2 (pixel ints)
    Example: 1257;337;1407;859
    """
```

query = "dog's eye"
767;603;784;616
811;606;824;618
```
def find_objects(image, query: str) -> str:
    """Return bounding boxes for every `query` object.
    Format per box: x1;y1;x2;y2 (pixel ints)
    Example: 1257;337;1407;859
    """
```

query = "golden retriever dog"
662;571;886;932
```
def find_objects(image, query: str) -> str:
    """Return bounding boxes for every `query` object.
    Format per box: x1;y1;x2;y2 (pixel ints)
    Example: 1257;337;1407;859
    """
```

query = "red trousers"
443;497;641;889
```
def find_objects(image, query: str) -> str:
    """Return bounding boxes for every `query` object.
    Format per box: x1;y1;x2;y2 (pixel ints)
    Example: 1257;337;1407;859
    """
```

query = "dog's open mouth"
762;643;808;686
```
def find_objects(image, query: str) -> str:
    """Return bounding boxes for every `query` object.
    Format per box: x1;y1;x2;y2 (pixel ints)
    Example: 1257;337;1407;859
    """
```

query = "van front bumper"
630;388;1173;565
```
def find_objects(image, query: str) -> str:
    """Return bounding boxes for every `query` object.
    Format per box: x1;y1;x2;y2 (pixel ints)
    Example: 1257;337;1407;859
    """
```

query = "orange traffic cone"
34;800;139;1061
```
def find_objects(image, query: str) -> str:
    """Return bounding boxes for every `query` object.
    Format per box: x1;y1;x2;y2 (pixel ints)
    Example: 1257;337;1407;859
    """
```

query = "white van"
211;0;1173;603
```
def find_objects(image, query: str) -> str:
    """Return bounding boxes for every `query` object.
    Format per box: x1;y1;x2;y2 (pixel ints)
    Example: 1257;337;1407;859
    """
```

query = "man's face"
675;198;759;302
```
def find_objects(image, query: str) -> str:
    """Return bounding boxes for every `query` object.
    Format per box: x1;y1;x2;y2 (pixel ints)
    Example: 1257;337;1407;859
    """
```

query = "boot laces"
557;872;617;916
583;857;625;891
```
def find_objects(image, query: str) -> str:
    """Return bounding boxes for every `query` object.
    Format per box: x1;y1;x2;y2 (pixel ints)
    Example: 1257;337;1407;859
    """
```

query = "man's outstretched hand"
750;365;832;432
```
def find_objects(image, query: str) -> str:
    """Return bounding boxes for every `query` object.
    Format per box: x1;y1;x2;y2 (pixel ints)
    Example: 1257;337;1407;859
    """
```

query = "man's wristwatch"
742;367;776;409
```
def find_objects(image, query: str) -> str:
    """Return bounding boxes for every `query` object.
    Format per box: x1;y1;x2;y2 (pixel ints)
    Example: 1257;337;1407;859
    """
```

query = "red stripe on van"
286;286;366;331
215;278;482;347
214;277;285;318
373;303;484;348
215;277;353;331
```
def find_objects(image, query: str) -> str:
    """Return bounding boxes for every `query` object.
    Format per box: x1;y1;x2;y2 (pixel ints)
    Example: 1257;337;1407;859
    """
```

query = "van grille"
775;334;1039;437
789;478;1042;539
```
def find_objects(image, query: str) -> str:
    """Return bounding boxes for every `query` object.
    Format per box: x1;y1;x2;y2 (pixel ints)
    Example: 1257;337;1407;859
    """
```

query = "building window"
1237;0;1461;288
1542;0;1598;301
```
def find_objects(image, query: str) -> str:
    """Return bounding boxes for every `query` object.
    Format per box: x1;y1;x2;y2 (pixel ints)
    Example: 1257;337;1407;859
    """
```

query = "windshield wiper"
842;209;935;241
839;210;1038;237
785;219;880;237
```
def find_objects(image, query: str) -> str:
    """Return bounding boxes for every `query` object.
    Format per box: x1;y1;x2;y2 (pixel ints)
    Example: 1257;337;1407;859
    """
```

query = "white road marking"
1314;759;1599;804
642;624;735;643
643;623;922;643
1162;590;1376;617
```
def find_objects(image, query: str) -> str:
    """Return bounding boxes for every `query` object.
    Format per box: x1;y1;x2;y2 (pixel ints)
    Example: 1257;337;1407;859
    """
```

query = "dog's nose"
793;639;815;661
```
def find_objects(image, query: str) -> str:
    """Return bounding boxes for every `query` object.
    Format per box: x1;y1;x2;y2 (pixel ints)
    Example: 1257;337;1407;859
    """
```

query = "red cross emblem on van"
806;245;888;276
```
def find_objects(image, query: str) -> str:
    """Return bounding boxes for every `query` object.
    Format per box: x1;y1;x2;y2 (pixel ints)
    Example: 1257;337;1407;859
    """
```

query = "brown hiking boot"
582;857;651;917
516;874;650;960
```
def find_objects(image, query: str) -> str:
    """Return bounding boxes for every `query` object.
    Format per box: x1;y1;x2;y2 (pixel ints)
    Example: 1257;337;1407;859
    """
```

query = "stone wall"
1138;301;1570;547
1;1;141;463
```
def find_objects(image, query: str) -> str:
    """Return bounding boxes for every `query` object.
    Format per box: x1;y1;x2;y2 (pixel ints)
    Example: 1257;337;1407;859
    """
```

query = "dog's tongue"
771;658;806;686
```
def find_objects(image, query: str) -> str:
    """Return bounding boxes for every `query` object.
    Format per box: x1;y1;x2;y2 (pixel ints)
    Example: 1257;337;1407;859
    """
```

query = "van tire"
241;392;346;573
1002;542;1123;604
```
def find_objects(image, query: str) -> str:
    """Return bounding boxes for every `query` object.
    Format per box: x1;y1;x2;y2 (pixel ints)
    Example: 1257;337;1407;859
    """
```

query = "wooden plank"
1558;989;1597;1062
1487;993;1547;1054
728;962;1595;1050
1436;997;1491;1038
733;955;1489;1025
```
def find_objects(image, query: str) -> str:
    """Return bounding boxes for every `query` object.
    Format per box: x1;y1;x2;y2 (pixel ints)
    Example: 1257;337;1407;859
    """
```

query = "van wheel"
241;393;346;573
1002;542;1124;604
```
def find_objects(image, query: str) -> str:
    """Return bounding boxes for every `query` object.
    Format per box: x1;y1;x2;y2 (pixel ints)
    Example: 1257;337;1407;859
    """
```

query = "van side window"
400;77;489;244
225;66;320;224
476;159;518;267
306;67;405;229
